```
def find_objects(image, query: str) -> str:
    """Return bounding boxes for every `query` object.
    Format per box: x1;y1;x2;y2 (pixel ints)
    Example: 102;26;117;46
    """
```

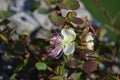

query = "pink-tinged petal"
61;28;76;42
46;33;62;45
86;32;94;42
48;45;63;58
63;42;75;55
87;42;94;50
87;32;93;36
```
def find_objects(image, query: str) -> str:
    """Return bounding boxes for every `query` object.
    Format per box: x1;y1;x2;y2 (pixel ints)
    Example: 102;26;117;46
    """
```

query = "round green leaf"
49;15;65;25
30;1;40;12
37;7;50;14
57;0;80;10
67;11;77;20
0;11;13;19
35;62;47;70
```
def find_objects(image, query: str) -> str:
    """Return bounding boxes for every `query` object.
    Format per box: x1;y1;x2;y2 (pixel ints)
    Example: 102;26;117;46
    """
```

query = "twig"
112;11;120;25
86;17;96;36
93;0;112;22
114;75;120;80
93;0;120;30
94;48;116;62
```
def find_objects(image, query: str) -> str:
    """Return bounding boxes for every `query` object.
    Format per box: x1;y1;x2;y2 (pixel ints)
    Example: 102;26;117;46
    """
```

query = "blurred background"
0;0;120;80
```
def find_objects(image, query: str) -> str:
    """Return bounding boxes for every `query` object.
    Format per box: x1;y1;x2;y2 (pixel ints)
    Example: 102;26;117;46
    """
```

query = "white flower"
61;28;76;55
48;28;76;58
85;32;94;50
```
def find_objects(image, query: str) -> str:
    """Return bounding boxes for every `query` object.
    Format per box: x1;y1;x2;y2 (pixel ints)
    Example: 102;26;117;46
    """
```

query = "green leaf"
10;40;25;55
67;11;77;20
46;0;56;6
71;73;82;80
35;62;47;70
63;55;68;63
57;0;80;10
106;75;115;80
21;30;30;36
31;38;50;47
52;76;61;80
17;59;28;72
9;27;17;35
24;59;28;65
10;73;17;80
10;59;28;80
37;7;50;14
0;34;8;43
0;11;13;19
0;19;10;25
57;62;65;75
49;15;65;25
30;1;40;12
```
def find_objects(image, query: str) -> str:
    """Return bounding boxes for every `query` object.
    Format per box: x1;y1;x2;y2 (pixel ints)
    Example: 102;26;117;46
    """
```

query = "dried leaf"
83;59;97;74
82;27;90;34
71;17;83;25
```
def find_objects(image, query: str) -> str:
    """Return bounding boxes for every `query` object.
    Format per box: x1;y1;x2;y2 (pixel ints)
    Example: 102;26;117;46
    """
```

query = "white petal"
86;32;94;42
86;36;94;42
87;42;94;50
63;43;75;55
61;28;76;42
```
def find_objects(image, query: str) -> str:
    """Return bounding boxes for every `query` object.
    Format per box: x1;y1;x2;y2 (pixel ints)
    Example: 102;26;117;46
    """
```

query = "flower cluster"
47;28;94;59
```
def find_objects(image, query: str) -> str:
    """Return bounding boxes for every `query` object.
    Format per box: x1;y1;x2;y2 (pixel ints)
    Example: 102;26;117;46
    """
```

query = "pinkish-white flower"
85;32;94;50
47;28;76;59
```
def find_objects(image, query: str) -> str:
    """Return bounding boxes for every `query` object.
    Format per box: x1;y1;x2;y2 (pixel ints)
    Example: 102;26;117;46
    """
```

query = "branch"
94;48;116;62
93;0;112;21
93;0;120;30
